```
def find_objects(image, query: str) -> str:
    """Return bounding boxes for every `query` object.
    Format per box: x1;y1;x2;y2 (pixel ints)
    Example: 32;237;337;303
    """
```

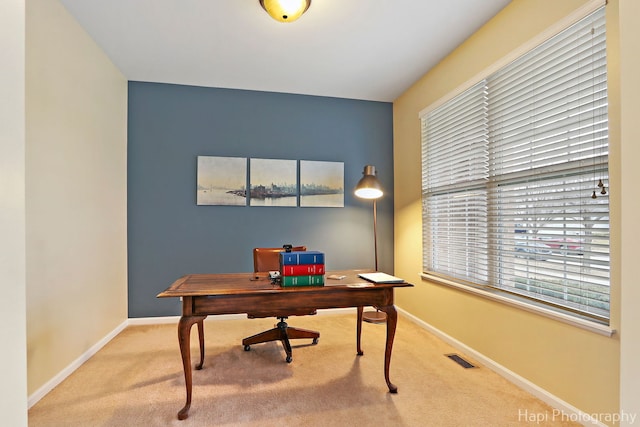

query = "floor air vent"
445;353;476;369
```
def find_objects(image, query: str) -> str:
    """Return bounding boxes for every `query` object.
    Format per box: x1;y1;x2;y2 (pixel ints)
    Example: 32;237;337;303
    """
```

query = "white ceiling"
58;0;511;102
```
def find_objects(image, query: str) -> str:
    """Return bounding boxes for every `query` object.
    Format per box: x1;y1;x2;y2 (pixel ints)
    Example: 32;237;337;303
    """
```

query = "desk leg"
177;315;206;420
379;305;398;393
196;319;205;370
356;306;364;356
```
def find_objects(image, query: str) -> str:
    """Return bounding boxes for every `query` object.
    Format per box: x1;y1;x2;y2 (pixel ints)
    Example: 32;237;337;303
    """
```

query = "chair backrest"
253;246;306;273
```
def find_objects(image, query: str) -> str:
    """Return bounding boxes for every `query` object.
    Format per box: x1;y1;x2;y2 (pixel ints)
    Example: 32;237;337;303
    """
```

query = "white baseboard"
27;319;128;409
397;307;606;427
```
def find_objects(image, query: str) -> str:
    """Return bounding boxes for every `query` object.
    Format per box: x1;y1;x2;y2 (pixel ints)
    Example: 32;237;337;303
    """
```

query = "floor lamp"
354;165;386;323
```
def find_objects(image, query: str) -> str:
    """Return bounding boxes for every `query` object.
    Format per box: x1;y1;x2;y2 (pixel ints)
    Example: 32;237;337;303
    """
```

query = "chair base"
242;318;319;363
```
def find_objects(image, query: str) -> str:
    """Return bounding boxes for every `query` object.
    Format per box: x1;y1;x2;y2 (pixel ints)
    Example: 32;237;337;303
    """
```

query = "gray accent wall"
128;82;394;317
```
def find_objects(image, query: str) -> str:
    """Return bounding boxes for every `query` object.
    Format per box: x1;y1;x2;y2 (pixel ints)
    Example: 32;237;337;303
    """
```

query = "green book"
281;275;325;287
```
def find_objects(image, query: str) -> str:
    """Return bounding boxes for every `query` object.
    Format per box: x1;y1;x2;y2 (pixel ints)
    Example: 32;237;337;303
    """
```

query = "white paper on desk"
358;272;405;284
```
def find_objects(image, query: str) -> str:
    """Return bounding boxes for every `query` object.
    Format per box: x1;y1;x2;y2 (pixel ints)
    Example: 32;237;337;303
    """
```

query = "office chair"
242;246;320;363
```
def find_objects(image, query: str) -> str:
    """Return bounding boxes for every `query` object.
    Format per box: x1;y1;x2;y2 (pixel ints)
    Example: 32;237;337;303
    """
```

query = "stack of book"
279;250;325;287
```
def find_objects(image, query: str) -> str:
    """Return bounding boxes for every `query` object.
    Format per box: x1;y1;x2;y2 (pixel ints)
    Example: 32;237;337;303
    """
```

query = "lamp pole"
373;198;378;271
354;165;386;323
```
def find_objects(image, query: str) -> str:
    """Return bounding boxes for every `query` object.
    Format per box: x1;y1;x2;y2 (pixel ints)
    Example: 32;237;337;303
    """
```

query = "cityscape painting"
300;160;344;207
196;156;345;208
196;156;247;206
249;158;297;207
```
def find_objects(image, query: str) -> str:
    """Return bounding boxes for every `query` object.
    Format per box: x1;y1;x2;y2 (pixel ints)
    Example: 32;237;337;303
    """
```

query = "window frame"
418;1;613;336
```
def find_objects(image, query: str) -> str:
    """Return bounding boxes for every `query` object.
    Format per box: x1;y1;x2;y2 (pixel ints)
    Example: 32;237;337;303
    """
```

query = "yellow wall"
1;0;28;424
617;0;640;419
25;0;128;395
393;0;622;416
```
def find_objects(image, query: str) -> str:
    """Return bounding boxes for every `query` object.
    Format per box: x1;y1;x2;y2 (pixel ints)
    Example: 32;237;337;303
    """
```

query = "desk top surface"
157;269;413;298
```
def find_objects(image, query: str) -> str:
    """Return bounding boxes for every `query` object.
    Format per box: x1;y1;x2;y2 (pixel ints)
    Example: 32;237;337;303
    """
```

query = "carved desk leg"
177;315;206;420
356;306;364;356
196;319;205;370
379;305;398;393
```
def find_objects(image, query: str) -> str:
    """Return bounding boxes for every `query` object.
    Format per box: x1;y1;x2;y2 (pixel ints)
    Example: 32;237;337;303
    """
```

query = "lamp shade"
259;0;311;23
354;165;383;199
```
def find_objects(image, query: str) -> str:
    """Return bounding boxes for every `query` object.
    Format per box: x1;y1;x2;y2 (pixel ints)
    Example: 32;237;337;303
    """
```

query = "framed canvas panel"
249;158;297;207
197;156;247;206
300;160;344;207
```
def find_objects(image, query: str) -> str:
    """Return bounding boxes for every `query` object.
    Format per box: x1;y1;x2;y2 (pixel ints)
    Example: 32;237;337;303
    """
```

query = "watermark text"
518;408;638;424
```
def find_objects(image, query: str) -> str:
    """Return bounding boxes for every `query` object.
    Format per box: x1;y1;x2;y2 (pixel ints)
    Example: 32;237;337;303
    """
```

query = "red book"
280;264;325;276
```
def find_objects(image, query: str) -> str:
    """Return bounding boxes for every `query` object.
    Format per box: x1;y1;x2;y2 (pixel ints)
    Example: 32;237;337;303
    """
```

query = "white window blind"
421;7;610;323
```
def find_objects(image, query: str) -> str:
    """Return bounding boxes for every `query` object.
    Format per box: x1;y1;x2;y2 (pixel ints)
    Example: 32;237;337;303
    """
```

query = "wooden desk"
157;269;413;420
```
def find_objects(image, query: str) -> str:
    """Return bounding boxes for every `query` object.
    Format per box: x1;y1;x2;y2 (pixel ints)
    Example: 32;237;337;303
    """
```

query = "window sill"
420;273;615;337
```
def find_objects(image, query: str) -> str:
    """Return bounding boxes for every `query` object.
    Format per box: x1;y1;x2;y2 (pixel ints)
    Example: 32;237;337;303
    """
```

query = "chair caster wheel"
286;356;292;363
244;345;250;351
312;338;318;345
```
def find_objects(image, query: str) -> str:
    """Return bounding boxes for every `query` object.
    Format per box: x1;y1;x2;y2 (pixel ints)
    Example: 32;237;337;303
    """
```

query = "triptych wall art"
196;156;344;208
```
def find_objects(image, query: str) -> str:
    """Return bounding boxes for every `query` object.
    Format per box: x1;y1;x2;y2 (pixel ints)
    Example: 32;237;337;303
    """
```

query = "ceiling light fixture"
259;0;311;23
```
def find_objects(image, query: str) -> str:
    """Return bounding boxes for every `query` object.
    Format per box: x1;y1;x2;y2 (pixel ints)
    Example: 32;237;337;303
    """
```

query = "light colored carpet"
28;313;580;426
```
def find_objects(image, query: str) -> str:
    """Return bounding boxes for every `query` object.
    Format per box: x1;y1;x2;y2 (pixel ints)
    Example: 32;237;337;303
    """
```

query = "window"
420;7;610;324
